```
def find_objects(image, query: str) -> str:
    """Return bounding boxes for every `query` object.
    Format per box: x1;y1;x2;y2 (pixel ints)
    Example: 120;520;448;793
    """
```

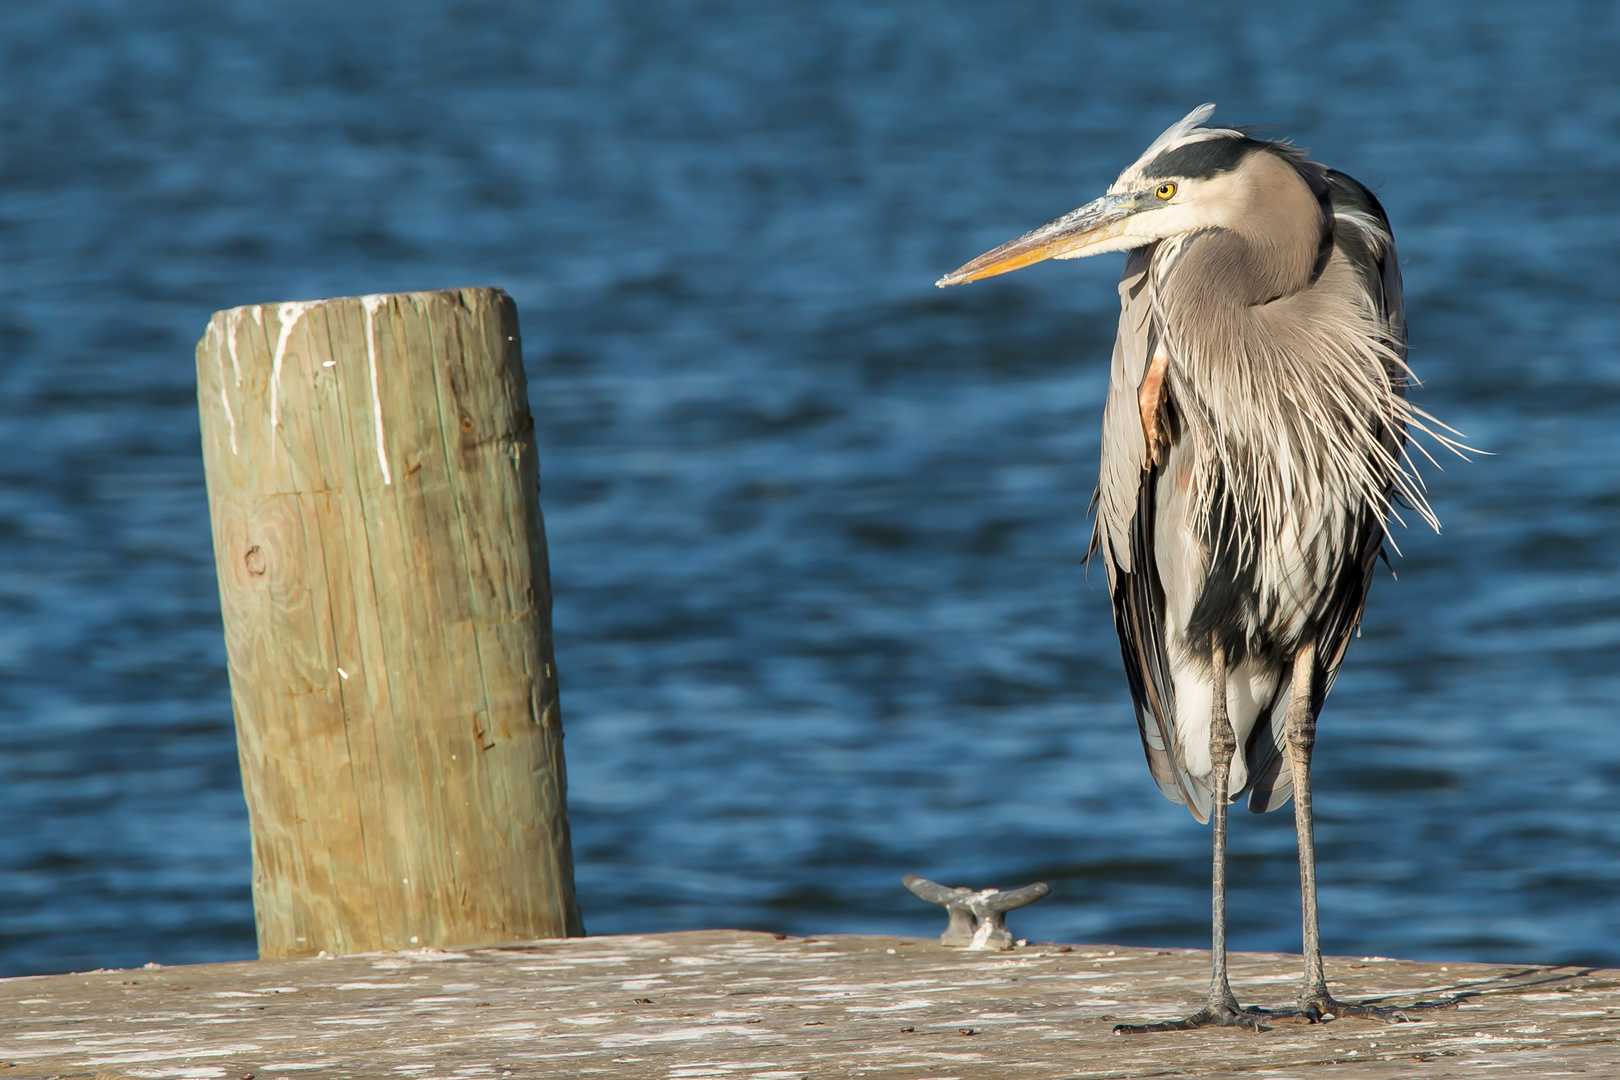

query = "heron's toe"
1112;1002;1272;1035
1281;992;1459;1025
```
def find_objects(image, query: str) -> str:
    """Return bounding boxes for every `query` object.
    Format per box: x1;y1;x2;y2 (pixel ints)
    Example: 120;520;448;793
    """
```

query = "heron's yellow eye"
1156;183;1177;200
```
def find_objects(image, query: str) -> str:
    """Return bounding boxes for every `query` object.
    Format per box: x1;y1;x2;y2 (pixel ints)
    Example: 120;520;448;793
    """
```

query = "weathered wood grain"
195;288;581;960
2;931;1616;1079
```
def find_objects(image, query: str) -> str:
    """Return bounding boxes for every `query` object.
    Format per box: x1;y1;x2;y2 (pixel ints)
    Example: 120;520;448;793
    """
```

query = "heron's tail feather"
1244;656;1295;813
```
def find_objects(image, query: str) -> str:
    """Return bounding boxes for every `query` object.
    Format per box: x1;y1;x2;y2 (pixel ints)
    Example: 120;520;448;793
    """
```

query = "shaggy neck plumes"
1143;175;1435;645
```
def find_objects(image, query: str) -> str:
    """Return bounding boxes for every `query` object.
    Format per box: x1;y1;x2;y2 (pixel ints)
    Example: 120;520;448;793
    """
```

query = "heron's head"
937;104;1327;288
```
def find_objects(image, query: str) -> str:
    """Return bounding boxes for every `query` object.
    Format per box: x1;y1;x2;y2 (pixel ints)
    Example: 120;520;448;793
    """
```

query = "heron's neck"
1176;230;1321;313
1154;196;1334;415
1169;157;1329;310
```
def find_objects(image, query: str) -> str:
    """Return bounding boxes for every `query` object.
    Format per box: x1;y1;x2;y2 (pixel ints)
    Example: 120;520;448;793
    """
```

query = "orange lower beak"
936;193;1140;287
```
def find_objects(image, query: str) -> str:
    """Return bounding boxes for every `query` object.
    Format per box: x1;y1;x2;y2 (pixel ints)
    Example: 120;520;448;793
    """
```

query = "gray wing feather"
1096;246;1209;823
1095;250;1154;574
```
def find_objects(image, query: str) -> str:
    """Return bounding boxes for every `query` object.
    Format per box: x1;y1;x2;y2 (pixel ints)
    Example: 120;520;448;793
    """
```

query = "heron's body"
1098;165;1408;822
939;106;1456;1030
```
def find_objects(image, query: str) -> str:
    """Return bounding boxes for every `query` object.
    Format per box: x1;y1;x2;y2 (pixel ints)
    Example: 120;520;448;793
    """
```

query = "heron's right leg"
1114;639;1268;1034
1280;640;1457;1025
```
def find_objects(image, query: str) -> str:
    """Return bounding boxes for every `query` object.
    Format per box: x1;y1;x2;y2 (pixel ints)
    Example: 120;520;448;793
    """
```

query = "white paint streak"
226;310;242;386
220;387;238;455
597;1025;770;1047
209;320;238;455
844;998;936;1013
269;302;311;460
397;946;470;960
85;1046;254;1065
255;1065;324;1072
363;294;393;485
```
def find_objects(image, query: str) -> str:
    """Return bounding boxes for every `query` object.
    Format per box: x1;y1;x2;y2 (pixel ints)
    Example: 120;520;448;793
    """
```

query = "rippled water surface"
1;1;1617;977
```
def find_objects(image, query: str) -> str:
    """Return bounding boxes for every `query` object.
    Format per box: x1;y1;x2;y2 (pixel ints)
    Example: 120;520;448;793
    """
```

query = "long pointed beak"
935;192;1141;287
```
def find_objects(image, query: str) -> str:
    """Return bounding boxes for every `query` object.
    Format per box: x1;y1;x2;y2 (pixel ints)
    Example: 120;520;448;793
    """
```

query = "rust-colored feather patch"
1138;350;1172;467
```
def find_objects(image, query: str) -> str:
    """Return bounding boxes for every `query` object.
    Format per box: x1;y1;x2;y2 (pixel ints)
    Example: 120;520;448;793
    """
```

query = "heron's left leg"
1282;640;1457;1024
1114;639;1269;1034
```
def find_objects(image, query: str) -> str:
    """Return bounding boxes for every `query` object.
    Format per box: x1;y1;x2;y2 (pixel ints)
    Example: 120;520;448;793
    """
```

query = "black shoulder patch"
1323;168;1392;231
1141;137;1265;180
1323;168;1397;321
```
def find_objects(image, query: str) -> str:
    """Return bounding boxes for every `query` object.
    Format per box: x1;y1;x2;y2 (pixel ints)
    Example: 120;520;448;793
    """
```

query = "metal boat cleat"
902;874;1050;950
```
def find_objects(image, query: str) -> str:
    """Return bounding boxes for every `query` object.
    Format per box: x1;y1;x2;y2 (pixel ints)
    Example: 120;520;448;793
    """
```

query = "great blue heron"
938;105;1460;1031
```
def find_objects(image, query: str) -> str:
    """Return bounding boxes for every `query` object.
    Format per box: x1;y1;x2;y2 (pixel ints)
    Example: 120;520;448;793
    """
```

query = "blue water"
1;1;1617;979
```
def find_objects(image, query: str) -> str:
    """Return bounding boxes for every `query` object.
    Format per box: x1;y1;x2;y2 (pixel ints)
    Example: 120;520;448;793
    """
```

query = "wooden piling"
195;287;582;959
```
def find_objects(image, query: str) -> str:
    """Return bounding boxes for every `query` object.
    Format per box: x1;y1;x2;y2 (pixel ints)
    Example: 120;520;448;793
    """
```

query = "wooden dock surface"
2;930;1615;1079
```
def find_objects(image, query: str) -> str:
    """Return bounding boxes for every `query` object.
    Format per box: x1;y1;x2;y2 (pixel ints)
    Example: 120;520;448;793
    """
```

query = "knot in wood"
243;545;266;577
